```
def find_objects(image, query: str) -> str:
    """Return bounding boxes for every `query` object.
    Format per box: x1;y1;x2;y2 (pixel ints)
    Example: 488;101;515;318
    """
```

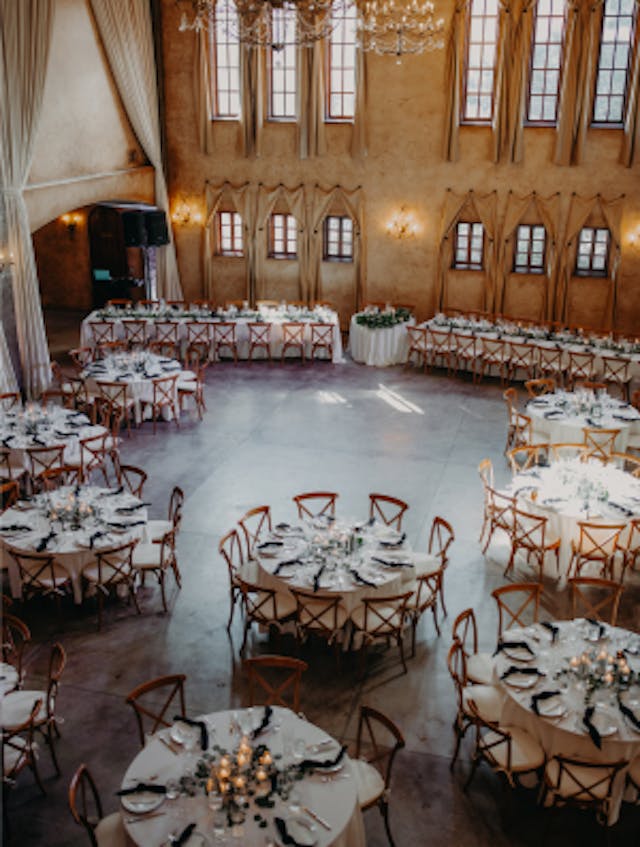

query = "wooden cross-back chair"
1;614;31;687
350;591;413;675
237;505;272;559
566;350;596;389
503;387;520;452
8;550;71;605
481;487;515;555
310;322;334;361
290;588;348;654
178;364;207;420
505;507;560;581
542;755;627;827
121;319;147;349
537;346;565;384
1;479;19;512
2;698;45;818
78;432;110;484
549;442;588;462
491;582;542;638
185;321;212;349
582;427;620;462
145;374;180;434
507;443;548;475
96;340;128;359
478;337;509;385
219;528;246;631
132;529;178;613
184;341;210;369
82;540;140;630
125;674;187;748
95;381;135;438
212;321;238;362
477;458;495;545
524;377;556;398
247;322;272;361
149;339;179;360
69;347;94;370
41;465;83;491
89;321;116;347
600;356;631;402
405;326;428;370
243;655;308;713
153;321;180;345
427;515;455;617
110;452;147;498
568;577;623;625
407;571;441;656
64;375;94;418
425;327;452;373
508;341;537;382
292;491;339;519
354;705;405;847
27;444;65;492
281;322;306;363
451;607;494;686
238;580;296;655
368;493;409;530
68;763;126;847
0;392;20;412
622;518;640;575
451;333;478;381
568;521;626;580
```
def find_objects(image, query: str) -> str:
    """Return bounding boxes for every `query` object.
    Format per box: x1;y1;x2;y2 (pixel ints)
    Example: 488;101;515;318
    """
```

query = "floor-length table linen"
348;316;414;367
120;707;366;847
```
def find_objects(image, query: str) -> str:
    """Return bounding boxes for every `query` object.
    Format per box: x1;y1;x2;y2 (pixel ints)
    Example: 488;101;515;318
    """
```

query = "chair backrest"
0;392;20;412
125;674;187;747
121;319;147;346
451;608;479;660
69;348;94;369
310;323;334;347
368;493;409;530
567;350;594;378
186;321;211;345
248;322;271;345
509;341;536;368
212;322;237;347
243;655;308;712
355;705;405;791
568;577;623;625
2;698;42;782
573;521;626;563
152;374;178;407
549;442;588;462
184;341;210;368
426;327;451;352
524;378;556;398
239;580;286;625
291;588;345;638
292;491;339;519
360;591;413;635
513;412;532;445
27;444;65;479
238;505;272;558
545;755;626;810
112;455;147;498
511;507;551;552
478;458;494;491
507;444;548;474
465;699;514;773
44;642;67;721
219;528;245;582
1;479;19;512
92;541;138;590
89;321;116;345
68;763;103;846
503;387;519;423
9;550;69;598
282;322;305;345
428;516;455;567
41;465;83;492
537;346;563;371
582;427;620;461
95;380;130;410
168;485;185;526
154;321;180;343
1;613;31;684
491;582;542;637
452;333;476;357
79;432;109;481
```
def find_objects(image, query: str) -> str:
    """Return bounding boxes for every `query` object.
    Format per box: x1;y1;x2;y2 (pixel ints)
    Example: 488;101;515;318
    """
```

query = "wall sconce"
171;198;203;226
628;226;640;246
386;206;418;240
61;212;82;237
0;250;15;272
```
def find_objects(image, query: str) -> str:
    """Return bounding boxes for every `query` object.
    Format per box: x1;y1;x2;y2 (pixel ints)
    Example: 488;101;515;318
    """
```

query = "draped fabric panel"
621;1;640;166
0;309;18;393
351;48;368;158
0;0;55;398
554;0;603;166
89;0;182;300
442;0;468;162
504;0;537;162
195;28;215;154
240;45;263;157
255;184;307;301
310;185;364;306
436;190;498;310
555;194;623;326
493;0;517;163
497;192;561;318
298;34;326;158
204;182;255;302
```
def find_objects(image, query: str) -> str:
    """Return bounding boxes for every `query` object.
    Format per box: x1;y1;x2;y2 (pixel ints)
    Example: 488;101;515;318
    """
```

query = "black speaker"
145;210;169;246
122;210;146;247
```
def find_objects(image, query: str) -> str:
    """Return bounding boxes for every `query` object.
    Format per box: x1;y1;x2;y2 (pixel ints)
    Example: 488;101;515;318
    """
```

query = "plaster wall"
160;0;640;335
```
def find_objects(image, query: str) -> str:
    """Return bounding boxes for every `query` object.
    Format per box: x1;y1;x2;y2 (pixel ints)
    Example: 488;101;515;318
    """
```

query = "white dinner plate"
503;647;536;663
313;759;344;774
181;832;210;846
537;698;566;719
120;791;165;814
503;673;539;690
582;720;617;739
277;816;317;847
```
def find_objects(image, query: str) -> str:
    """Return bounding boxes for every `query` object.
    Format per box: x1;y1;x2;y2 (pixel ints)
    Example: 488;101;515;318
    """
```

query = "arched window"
463;0;499;123
326;0;357;120
527;0;566;124
592;0;637;125
211;0;240;119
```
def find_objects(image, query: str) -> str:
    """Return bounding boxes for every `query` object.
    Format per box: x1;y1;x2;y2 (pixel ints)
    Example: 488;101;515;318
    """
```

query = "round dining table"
527;391;640;453
0;403;108;472
493;618;640;824
120;706;366;847
506;458;640;581
0;484;149;603
348;316;415;367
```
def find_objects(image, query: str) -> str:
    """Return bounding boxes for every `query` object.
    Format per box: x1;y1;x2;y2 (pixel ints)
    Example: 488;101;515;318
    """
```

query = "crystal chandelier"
177;1;344;50
357;0;445;60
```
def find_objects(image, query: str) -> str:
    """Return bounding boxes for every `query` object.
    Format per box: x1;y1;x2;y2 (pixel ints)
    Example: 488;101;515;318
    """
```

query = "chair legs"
379;798;397;847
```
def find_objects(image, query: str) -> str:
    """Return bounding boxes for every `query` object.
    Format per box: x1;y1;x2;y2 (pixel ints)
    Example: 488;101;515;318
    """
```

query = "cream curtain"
442;0;468;162
195;28;215;154
254;184;307;301
492;0;517;163
298;9;326;159
497;192;561;318
621;1;640;166
310;185;364;306
240;44;263;157
555;194;624;326
204;181;255;302
90;0;182;300
435;190;498;311
0;308;18;393
351;47;368;158
554;0;603;166
0;0;55;398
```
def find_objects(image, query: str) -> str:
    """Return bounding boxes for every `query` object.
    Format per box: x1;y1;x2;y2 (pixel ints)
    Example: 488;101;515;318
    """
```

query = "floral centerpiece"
555;647;637;707
47;489;97;531
356;306;412;329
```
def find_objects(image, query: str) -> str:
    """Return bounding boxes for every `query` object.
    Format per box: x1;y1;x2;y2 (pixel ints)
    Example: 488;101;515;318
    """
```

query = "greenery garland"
355;307;412;329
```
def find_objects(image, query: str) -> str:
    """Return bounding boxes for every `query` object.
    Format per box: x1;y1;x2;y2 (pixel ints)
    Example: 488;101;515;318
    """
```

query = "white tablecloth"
527;391;640;453
81;306;344;364
121;707;365;847
0;405;109;472
506;459;640;580
0;485;148;603
348;316;414;367
494;619;640;824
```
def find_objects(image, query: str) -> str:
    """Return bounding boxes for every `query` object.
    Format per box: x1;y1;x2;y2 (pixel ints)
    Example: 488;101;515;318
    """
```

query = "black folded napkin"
116;781;167;797
586;618;606;640
313;565;326;592
257;540;283;549
0;523;31;533
172;823;196;847
493;640;536;658
585;418;602;429
251;705;273;740
107;519;145;529
371;556;413;568
275;817;306;847
1;435;14;447
612;413;637;422
348;568;377;587
609;502;633;517
543;410;564;418
89;530;108;549
298;744;346;773
540;621;559;643
275;522;290;530
273;558;301;575
379;532;406;548
618;697;640;730
116;503;151;513
500;665;544;680
54;430;74;438
529;398;550;406
531;689;561;715
32;435;47;446
102;486;124;497
172;715;208;750
583;706;602;749
624;646;640;657
36;529;56;552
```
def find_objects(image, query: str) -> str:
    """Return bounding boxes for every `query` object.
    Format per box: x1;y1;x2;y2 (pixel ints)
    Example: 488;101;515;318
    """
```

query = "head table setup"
493;617;640;824
80;302;343;363
119;706;365;847
348;306;415;367
0;484;149;603
504;457;640;581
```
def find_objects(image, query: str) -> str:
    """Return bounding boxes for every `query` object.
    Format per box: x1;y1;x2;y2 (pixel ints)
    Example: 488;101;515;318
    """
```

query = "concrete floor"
4;336;640;845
